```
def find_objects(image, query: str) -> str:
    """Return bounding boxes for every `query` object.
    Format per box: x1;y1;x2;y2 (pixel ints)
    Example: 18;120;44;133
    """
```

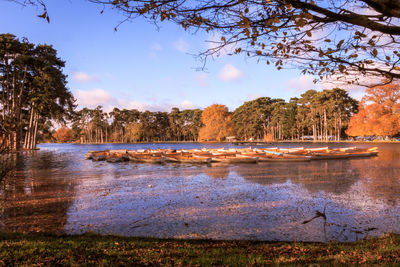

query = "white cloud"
194;73;208;88
115;99;149;111
218;64;244;82
173;38;189;53
72;72;99;83
75;89;112;107
287;75;318;92
74;89;198;113
180;100;195;110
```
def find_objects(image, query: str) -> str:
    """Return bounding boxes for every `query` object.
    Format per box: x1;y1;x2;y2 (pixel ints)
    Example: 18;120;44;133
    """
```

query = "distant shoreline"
39;140;400;145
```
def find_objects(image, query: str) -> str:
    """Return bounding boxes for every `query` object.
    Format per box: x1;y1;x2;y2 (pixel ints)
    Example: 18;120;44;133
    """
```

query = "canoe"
333;147;357;152
86;146;379;164
85;150;109;159
258;156;312;162
306;147;329;152
332;147;378;157
89;151;109;161
242;152;311;162
165;153;212;164
191;151;213;157
106;154;128;163
347;152;378;158
310;152;350;159
110;149;128;154
128;153;166;163
264;147;309;155
85;151;95;159
346;150;379;158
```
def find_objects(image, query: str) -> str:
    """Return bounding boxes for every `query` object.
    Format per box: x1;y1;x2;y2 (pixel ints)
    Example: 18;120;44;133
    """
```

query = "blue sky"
1;0;361;112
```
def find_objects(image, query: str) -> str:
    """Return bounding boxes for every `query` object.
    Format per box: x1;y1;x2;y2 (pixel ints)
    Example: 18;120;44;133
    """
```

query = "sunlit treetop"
12;0;400;86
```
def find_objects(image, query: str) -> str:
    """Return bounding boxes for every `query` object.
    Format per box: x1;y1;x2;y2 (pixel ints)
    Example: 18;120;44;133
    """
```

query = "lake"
1;142;399;242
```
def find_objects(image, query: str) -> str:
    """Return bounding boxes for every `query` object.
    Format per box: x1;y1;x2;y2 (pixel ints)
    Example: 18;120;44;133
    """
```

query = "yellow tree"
53;127;73;143
126;122;142;142
198;104;233;141
347;81;400;137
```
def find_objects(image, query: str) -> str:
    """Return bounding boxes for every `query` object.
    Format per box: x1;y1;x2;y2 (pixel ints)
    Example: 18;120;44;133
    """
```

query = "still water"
1;142;399;242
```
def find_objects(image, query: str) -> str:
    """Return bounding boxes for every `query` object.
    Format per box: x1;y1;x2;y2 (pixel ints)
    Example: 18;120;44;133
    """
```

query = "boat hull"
258;156;311;162
211;157;258;163
128;154;166;163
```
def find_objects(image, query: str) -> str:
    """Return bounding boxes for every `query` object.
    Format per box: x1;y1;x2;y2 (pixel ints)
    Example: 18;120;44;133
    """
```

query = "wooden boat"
106;152;128;163
212;154;258;163
110;149;128;154
128;153;166;163
92;155;107;161
191;150;213;157
165;153;212;164
85;150;109;160
86;150;109;161
87;146;379;164
345;147;379;158
262;147;310;155
85;150;95;159
310;151;350;159
306;147;329;152
259;156;312;162
242;152;311;162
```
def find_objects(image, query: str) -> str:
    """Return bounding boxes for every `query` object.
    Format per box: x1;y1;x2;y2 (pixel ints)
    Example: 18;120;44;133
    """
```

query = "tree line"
53;88;360;143
66;107;203;143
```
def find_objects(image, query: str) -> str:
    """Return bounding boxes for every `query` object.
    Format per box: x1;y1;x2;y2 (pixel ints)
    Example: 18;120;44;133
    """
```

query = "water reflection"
0;151;78;234
204;164;230;179
0;143;399;242
351;147;400;206
235;159;360;195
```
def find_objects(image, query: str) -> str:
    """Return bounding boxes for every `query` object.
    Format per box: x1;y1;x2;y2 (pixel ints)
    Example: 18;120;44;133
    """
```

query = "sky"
0;0;365;112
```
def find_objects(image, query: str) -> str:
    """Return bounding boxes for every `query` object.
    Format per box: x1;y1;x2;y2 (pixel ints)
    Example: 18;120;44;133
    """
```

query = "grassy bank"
1;233;399;266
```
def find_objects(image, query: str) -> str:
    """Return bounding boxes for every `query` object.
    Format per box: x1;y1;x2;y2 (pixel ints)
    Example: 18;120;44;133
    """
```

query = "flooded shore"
1;142;399;242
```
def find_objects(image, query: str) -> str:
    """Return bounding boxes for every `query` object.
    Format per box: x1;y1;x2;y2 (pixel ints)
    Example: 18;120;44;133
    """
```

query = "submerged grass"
0;232;400;266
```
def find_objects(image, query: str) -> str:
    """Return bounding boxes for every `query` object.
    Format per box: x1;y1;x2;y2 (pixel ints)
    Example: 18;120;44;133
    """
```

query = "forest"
59;88;359;144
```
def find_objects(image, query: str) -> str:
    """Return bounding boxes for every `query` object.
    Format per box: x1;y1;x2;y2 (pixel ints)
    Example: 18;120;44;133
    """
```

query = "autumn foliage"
53;127;73;143
198;104;233;141
347;81;400;137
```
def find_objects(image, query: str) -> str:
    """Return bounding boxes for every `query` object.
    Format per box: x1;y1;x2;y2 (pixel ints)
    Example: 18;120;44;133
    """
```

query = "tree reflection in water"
235;159;359;195
351;145;400;206
204;164;230;179
0;151;77;234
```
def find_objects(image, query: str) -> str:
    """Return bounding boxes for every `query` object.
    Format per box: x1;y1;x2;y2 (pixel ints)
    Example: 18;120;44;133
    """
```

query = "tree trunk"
324;109;328;141
312;124;317;141
32;113;39;149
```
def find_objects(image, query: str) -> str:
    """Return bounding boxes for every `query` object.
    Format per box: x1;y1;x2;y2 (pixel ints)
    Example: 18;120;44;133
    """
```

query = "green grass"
0;232;399;266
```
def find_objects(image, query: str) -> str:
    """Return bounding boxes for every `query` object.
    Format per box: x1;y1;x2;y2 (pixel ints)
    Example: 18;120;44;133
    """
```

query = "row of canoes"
85;146;379;164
